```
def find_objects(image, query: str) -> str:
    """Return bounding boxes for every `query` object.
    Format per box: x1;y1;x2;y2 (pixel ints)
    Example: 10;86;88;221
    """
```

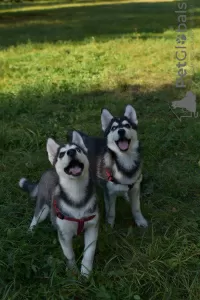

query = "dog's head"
47;131;89;180
101;104;138;153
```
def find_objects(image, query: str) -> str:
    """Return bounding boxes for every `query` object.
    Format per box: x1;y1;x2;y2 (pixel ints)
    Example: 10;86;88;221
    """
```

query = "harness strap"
53;199;96;235
105;169;115;182
105;168;134;190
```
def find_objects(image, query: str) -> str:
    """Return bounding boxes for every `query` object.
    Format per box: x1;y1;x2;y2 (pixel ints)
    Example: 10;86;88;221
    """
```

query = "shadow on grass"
1;81;200;201
1;81;200;240
1;82;200;299
0;0;199;48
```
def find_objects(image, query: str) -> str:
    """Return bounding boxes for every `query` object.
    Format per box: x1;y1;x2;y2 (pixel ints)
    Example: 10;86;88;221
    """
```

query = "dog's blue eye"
124;124;131;129
59;151;65;159
111;126;117;131
76;147;81;153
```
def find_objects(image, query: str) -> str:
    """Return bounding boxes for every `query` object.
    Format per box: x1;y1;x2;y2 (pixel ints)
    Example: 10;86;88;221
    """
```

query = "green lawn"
1;0;200;299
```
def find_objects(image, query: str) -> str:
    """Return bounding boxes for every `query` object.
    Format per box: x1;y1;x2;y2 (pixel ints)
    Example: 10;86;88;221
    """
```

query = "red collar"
53;199;96;235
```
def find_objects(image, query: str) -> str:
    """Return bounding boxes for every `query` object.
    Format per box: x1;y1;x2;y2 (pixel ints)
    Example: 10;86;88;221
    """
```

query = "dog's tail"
19;178;38;199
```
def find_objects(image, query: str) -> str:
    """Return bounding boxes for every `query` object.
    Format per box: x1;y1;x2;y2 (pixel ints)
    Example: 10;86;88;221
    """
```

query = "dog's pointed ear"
66;130;73;142
101;108;113;131
72;131;87;153
46;138;59;165
124;105;138;125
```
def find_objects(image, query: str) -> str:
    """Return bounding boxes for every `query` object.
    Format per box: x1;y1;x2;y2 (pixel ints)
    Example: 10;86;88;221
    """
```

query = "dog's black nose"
118;129;125;137
67;149;76;158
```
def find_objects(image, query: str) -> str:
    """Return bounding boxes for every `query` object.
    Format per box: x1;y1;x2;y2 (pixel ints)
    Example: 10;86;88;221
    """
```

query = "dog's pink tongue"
118;140;129;150
70;166;81;175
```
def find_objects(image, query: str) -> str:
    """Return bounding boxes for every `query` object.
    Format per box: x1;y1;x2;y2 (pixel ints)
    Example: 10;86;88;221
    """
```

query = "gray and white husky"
77;104;148;228
19;131;99;277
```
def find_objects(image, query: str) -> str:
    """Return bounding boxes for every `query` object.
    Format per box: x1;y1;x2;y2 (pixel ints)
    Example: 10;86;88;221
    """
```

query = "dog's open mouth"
116;138;130;151
64;160;84;176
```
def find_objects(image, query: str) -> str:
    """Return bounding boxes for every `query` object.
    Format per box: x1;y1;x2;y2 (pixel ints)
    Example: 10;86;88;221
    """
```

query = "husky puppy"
19;131;99;277
77;105;148;228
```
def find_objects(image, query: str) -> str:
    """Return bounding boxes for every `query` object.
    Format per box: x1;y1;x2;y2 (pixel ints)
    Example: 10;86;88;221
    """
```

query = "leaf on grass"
96;286;111;300
7;229;12;236
31;264;37;273
172;207;177;213
108;270;127;277
167;258;178;268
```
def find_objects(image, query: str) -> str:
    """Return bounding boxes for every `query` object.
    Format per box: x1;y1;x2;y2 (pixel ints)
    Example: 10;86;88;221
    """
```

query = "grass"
1;0;200;299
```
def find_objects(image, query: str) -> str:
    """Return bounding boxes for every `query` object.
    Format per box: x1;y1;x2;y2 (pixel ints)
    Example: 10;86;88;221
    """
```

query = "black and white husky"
77;104;148;228
19;131;99;277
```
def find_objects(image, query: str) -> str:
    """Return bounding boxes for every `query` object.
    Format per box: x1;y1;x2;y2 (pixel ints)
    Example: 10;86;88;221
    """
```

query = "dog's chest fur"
52;178;97;220
103;149;141;185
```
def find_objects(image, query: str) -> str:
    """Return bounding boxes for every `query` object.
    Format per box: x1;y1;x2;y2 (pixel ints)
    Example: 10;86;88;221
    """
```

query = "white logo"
171;91;198;121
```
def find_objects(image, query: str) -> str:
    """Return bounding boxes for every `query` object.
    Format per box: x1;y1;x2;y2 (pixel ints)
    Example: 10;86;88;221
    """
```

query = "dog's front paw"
27;226;35;233
81;257;94;278
66;258;77;270
81;262;92;278
106;217;115;228
135;216;148;228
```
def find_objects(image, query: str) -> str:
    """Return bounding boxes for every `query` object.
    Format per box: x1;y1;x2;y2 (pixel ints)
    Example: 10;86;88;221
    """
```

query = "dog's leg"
106;193;117;227
129;182;148;228
81;224;99;277
104;188;110;220
29;204;49;232
105;181;129;227
58;231;76;269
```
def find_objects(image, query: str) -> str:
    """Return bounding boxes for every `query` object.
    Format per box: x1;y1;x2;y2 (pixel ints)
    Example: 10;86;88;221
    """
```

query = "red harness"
105;168;134;189
53;199;96;235
105;168;114;182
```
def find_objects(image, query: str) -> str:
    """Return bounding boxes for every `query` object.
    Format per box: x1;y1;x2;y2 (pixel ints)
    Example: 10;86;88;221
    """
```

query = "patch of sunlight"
0;0;175;14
